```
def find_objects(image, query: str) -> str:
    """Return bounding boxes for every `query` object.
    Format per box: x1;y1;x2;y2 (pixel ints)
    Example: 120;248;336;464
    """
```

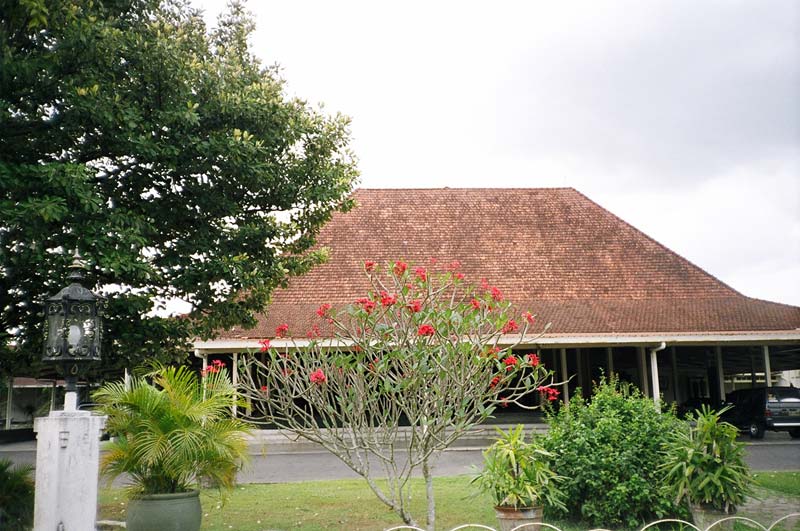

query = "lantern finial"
66;249;88;282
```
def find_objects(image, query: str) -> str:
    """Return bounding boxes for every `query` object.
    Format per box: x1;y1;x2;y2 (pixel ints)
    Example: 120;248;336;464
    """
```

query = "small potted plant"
660;405;752;531
94;363;251;531
472;425;565;531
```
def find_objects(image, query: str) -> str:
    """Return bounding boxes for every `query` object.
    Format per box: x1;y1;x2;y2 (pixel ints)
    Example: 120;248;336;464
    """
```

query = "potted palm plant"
94;363;251;531
472;425;565;531
660;405;752;531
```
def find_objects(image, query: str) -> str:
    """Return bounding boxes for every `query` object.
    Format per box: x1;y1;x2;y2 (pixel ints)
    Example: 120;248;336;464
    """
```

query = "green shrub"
541;376;685;528
661;405;751;513
0;458;34;531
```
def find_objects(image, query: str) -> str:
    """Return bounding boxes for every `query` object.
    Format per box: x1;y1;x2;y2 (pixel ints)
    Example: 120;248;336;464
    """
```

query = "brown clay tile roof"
221;188;800;339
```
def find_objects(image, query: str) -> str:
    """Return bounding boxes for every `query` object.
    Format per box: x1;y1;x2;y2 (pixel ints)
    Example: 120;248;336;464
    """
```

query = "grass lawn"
99;472;800;531
754;471;800;497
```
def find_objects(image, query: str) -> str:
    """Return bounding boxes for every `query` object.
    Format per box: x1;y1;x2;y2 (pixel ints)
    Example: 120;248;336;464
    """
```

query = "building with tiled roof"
194;188;800;408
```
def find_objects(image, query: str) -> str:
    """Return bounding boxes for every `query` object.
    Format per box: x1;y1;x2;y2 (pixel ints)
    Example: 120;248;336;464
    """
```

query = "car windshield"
767;387;800;403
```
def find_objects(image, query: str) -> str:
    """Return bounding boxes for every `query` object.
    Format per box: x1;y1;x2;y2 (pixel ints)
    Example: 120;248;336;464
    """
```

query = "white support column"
560;348;570;404
650;345;664;407
33;392;106;531
762;345;772;386
576;348;584;396
232;352;239;418
606;347;614;378
124;367;131;390
670;346;680;404
637;347;650;397
49;381;56;413
715;346;726;402
5;377;13;429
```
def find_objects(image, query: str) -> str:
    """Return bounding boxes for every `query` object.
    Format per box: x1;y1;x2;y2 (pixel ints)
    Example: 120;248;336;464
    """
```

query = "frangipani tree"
238;260;559;530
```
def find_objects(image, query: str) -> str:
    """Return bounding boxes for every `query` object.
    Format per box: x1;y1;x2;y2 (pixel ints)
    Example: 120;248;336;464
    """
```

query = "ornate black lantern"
43;251;104;391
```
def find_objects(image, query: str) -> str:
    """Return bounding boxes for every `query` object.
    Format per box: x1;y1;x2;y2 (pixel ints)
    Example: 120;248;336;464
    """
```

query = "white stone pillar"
715;346;726;403
560;348;570;404
33;392;106;531
762;346;772;386
650;349;661;407
4;376;13;430
232;352;239;418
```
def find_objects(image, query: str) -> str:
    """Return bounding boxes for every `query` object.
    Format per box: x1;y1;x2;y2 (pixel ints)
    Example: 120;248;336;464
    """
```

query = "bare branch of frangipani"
237;259;565;530
384;513;800;531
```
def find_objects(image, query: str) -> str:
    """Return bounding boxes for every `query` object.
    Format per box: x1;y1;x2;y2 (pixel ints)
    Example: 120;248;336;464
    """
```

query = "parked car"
721;386;800;439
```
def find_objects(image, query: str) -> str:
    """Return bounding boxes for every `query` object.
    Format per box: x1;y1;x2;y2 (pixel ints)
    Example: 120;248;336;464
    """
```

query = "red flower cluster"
489;375;501;388
470;298;481;310
306;324;321;338
316;303;332;317
310;369;327;385
483;346;501;359
364;260;376;272
355;297;377;314
393;260;407;275
258;339;271;352
480;278;490;290
454;272;465;280
202;359;224;376
417;324;435;336
413;266;427;282
407;299;422;313
260;385;268;392
522;311;535;325
380;291;397;307
446;260;461;271
503;355;518;370
490;286;503;302
527;353;540;366
538;385;560;401
275;323;289;338
501;319;519;334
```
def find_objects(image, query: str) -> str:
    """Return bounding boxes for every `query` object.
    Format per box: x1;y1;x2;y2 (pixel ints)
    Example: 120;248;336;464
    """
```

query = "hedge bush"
541;376;685;528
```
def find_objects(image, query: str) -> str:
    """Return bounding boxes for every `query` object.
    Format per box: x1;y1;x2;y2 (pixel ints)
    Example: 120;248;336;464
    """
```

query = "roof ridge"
570;188;742;297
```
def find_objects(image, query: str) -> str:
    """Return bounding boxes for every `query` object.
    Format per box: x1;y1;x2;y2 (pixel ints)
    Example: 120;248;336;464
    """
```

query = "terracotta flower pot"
126;490;202;531
494;505;543;531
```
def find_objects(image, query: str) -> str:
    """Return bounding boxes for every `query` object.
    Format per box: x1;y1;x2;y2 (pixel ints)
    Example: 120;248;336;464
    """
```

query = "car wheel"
749;422;765;439
790;428;800;439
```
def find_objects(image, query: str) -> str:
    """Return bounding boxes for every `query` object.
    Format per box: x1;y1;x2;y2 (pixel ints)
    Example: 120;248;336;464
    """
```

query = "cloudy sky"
196;0;800;306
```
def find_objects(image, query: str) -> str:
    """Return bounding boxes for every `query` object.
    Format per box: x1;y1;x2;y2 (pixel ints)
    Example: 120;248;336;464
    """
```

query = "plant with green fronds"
472;425;566;511
660;405;752;513
0;458;34;531
93;364;251;497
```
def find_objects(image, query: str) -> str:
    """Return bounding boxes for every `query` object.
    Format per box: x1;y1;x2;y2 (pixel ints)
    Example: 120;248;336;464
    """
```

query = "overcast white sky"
195;0;800;307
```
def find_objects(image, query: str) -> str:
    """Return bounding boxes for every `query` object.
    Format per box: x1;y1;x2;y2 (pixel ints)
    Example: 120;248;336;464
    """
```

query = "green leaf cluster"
93;364;251;497
0;0;359;376
471;425;566;510
660;405;752;513
0;458;35;531
541;376;685;528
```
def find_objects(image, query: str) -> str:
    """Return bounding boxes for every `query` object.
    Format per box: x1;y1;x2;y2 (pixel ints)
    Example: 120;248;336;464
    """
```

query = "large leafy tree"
0;0;358;377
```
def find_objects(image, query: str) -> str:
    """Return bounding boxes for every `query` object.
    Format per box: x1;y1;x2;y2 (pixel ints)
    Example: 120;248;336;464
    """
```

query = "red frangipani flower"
417;324;435;336
310;369;327;385
501;319;519;334
490;286;503;302
523;311;535;324
407;299;422;313
364;260;376;272
470;298;481;310
393;260;407;275
489;375;501;388
275;323;289;338
316;303;332;317
503;355;518;370
527;353;540;366
258;339;270;352
538;385;560;401
380;291;397;307
355;297;377;314
413;266;427;282
480;277;490;290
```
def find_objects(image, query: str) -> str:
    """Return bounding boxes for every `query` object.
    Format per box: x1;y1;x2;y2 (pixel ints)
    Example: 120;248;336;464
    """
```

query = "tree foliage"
238;260;558;530
0;0;358;376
